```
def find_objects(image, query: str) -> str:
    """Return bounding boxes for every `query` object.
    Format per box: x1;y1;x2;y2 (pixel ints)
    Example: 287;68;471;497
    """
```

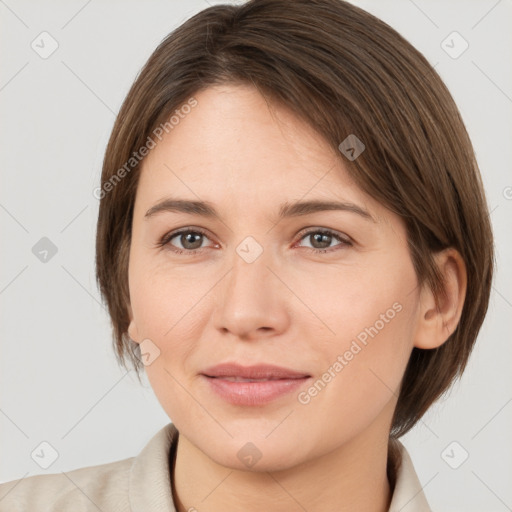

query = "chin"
208;441;306;474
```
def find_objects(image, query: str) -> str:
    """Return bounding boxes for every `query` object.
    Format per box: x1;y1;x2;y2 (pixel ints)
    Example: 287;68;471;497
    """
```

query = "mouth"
200;363;312;406
202;362;311;380
211;376;301;382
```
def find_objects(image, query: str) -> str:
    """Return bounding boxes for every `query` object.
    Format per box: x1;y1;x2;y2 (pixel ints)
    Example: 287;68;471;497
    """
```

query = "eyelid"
293;227;352;253
159;226;352;254
295;226;352;244
159;226;216;250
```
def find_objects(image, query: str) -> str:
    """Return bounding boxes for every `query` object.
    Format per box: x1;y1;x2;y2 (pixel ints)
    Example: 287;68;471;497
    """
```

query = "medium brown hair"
95;0;494;439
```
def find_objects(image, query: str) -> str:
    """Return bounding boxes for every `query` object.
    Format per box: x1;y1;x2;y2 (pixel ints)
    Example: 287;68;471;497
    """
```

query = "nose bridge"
230;240;270;293
213;238;289;338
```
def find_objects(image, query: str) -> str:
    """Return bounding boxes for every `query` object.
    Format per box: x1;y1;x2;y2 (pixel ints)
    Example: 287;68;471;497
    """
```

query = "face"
127;83;423;472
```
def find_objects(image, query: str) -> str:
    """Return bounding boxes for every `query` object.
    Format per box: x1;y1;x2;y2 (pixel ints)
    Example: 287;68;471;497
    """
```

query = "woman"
0;0;494;510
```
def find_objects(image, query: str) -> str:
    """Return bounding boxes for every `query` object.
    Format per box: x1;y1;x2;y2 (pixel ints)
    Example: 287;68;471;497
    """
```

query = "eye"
295;228;352;254
159;227;216;254
158;227;352;256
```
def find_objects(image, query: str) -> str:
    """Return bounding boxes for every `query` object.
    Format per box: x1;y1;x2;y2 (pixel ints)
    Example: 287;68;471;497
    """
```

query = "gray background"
1;0;511;510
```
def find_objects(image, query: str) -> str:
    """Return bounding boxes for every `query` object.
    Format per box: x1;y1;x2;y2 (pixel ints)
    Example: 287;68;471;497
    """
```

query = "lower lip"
202;375;310;406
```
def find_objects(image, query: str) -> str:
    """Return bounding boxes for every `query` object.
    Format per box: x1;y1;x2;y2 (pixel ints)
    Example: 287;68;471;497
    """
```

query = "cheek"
304;290;418;434
301;255;418;417
129;254;213;370
135;275;211;430
128;261;209;421
129;249;207;339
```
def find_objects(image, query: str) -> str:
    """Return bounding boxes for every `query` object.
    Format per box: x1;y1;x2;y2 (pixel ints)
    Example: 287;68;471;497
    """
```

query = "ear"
127;303;141;344
414;248;467;349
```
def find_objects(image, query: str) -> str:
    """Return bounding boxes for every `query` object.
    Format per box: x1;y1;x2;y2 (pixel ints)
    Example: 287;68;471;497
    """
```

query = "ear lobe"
414;248;467;350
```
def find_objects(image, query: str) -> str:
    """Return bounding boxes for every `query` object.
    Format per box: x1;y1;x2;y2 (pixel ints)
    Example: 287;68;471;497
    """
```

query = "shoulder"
0;423;178;512
0;456;134;512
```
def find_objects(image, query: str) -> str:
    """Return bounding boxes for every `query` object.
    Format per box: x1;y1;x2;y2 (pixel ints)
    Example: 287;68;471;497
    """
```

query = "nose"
212;246;291;341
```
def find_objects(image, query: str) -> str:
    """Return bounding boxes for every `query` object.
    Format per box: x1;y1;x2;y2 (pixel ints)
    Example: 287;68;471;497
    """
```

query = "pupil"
312;233;331;249
183;233;202;249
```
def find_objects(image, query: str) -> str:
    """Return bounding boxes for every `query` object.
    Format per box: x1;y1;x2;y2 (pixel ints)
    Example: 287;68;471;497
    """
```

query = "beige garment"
0;423;431;511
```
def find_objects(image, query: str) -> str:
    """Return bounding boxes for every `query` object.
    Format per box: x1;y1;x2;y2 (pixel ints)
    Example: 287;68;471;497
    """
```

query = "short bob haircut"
95;0;494;439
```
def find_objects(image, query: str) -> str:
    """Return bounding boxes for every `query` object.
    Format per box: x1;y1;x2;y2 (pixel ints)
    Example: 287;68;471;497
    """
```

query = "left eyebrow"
144;198;376;223
278;199;376;222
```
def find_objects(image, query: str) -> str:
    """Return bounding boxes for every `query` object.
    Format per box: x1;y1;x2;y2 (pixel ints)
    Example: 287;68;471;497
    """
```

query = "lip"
201;363;311;406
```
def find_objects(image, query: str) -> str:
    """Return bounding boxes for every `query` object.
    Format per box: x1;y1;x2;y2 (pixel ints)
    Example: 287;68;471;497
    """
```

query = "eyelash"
157;227;352;256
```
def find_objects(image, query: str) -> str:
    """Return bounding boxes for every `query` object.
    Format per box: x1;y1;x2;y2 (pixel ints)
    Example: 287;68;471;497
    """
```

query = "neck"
171;428;393;512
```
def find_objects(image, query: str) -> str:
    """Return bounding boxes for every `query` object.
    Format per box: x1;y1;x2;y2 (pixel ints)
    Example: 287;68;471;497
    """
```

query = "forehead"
136;84;385;222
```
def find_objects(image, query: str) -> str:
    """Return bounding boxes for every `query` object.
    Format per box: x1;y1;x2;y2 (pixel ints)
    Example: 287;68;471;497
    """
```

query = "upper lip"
201;363;310;380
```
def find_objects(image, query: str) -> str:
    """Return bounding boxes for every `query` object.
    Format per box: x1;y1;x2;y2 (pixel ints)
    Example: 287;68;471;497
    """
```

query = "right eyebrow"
144;199;219;220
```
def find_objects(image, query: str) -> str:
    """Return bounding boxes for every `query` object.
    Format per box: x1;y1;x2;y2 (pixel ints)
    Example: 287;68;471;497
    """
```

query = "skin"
127;83;467;512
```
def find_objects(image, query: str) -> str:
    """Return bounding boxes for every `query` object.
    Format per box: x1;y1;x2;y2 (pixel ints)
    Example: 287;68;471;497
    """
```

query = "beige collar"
129;423;432;512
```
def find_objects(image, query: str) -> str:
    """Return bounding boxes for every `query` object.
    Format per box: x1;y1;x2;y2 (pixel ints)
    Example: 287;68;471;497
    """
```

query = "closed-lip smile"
201;362;311;406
